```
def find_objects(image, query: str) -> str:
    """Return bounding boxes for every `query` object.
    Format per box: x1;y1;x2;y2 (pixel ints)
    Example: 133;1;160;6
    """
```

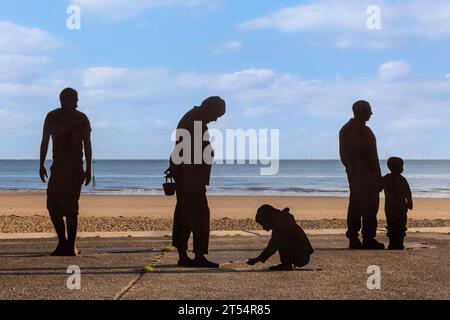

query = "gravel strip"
1;216;450;233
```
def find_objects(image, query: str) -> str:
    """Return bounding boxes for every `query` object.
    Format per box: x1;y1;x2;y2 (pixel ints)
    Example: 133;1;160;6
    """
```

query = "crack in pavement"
113;272;145;300
114;242;173;300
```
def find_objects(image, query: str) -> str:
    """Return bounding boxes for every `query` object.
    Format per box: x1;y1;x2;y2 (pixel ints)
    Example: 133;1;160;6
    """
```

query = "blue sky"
1;0;450;159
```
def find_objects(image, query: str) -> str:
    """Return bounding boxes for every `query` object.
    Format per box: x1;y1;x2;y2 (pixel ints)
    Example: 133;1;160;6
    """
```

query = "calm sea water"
0;160;449;198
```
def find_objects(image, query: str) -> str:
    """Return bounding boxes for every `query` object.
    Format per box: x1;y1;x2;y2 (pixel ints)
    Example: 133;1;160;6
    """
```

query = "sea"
0;160;449;198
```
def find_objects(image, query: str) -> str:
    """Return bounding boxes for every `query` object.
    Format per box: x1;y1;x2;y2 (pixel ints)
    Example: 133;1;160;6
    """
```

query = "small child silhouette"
247;205;314;271
382;157;413;250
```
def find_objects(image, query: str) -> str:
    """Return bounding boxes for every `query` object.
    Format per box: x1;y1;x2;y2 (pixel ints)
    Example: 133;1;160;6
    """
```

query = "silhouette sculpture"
382;157;413;250
339;100;384;250
39;88;92;256
167;96;226;268
247;205;314;271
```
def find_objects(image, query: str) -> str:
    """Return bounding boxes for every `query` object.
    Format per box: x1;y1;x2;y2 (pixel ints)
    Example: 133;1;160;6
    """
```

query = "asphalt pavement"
0;233;449;300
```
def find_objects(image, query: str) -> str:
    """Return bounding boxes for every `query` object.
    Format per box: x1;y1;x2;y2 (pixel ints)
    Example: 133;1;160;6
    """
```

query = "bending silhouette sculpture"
382;157;413;250
339;100;384;250
247;205;314;271
39;88;92;256
167;96;226;268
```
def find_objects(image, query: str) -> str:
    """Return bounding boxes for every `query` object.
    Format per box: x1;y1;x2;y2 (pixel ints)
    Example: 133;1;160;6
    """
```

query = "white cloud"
388;117;445;130
173;64;450;133
0;21;62;53
0;55;49;81
79;66;171;103
0;109;36;130
82;67;135;87
72;0;210;10
211;41;242;54
93;117;171;129
378;60;411;81
0;82;56;100
241;106;274;117
177;69;275;90
2;60;450;158
240;0;450;48
71;0;219;20
240;1;363;32
82;66;167;87
3;63;449;127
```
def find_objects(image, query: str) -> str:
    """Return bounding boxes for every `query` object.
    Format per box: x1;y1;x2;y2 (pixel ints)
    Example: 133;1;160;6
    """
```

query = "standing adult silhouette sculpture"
339;100;384;250
40;88;92;256
167;96;226;268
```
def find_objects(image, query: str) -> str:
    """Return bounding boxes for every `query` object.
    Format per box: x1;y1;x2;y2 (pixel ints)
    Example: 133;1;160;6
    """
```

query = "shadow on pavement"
0;266;142;276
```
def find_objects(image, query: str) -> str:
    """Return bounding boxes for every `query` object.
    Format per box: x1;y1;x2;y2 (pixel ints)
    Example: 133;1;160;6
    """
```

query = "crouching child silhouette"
382;157;413;250
247;205;314;271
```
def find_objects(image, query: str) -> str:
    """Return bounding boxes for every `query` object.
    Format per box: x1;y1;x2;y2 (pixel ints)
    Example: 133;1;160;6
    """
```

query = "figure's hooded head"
60;88;78;110
199;96;226;124
352;100;373;122
256;205;289;231
387;157;404;174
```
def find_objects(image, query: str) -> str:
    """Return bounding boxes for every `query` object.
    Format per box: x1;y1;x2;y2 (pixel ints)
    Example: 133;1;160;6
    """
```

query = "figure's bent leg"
292;245;311;268
192;194;210;256
172;212;191;252
346;189;363;249
269;246;294;271
346;192;361;238
347;169;363;242
388;212;406;250
66;215;79;256
398;235;405;250
49;212;67;256
362;192;384;250
192;194;218;269
172;196;194;265
362;192;379;241
279;244;295;265
346;173;363;243
48;170;68;256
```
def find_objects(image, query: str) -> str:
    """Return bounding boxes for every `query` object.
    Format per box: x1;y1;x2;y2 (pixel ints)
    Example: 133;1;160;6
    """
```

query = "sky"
0;0;450;159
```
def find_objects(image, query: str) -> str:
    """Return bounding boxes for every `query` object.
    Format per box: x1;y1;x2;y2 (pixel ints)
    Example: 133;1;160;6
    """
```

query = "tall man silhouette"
40;88;92;256
339;100;384;250
168;97;226;268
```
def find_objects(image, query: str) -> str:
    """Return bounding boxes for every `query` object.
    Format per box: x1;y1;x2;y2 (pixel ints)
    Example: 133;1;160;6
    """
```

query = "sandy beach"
0;192;449;233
